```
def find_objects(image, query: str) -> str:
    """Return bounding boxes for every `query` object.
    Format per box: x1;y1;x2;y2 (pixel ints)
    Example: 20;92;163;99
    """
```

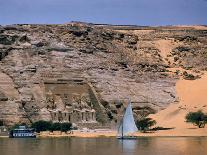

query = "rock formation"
0;22;206;127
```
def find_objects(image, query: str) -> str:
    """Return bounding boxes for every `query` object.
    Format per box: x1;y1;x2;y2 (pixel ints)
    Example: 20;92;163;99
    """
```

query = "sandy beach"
38;130;117;138
36;129;207;138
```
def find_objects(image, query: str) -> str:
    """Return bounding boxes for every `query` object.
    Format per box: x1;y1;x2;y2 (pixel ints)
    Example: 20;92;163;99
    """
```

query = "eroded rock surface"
0;23;206;126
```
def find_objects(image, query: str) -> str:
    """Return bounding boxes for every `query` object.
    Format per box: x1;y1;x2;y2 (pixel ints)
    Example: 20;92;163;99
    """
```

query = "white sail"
117;100;138;137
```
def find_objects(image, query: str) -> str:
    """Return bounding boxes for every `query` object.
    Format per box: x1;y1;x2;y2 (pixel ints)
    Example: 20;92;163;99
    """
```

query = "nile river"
0;137;207;155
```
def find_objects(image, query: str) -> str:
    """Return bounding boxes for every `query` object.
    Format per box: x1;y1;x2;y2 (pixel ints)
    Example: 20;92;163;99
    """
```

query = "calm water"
0;137;207;155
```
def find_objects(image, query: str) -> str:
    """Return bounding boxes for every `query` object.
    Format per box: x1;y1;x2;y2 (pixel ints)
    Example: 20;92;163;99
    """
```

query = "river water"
0;137;207;155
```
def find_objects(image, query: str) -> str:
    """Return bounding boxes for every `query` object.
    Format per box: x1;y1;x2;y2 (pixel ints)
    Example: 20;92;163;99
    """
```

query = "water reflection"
0;137;207;155
118;139;138;155
119;139;137;150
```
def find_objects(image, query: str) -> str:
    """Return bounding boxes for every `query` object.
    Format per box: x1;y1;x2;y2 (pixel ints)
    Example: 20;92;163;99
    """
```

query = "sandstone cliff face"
0;23;206;126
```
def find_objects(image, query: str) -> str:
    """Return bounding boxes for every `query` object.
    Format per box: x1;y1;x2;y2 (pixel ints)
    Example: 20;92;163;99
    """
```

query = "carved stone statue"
46;91;56;109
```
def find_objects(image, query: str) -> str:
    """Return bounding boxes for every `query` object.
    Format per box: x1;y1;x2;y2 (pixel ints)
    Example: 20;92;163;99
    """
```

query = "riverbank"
0;136;8;138
36;127;207;138
38;128;207;138
38;129;116;138
1;127;207;138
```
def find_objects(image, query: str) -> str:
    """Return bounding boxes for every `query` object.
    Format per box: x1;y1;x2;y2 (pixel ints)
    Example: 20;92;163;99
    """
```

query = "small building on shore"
0;126;8;136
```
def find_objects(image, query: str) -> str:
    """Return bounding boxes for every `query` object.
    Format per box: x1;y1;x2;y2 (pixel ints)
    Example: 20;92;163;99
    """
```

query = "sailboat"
117;99;138;139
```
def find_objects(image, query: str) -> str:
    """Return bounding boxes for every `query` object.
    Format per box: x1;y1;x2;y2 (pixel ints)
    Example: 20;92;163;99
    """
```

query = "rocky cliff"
0;23;206;126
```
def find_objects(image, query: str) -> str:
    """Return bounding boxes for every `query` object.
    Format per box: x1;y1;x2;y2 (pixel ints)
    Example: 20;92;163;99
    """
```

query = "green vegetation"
50;122;61;131
136;117;156;132
10;121;72;133
0;120;3;126
60;123;73;132
185;110;207;128
31;121;72;133
31;120;52;132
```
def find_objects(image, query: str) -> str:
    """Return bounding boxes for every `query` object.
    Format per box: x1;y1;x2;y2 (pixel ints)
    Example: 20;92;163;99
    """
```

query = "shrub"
60;123;72;132
31;120;52;132
136;117;156;132
0;120;3;126
31;121;72;132
185;110;207;128
51;122;61;131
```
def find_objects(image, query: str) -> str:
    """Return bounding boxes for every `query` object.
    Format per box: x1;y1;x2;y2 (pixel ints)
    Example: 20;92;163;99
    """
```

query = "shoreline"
1;128;207;138
2;135;207;138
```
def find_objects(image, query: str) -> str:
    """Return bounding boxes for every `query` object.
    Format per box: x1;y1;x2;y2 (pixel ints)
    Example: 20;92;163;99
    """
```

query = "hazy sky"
0;0;207;25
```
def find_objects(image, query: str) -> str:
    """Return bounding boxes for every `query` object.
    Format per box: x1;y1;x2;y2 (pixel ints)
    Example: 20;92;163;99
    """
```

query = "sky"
0;0;207;26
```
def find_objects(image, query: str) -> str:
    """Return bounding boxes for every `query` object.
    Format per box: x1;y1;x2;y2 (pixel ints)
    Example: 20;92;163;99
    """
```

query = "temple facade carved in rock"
44;78;97;124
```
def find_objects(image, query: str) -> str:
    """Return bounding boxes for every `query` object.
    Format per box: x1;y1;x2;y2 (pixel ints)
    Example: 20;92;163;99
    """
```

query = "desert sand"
149;71;207;136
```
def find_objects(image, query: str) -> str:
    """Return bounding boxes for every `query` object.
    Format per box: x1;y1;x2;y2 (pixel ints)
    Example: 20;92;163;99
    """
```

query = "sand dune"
150;71;207;135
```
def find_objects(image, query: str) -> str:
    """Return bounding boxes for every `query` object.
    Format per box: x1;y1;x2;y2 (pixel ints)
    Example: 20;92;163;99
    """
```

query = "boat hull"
9;135;36;138
9;131;36;138
117;136;137;140
9;126;36;138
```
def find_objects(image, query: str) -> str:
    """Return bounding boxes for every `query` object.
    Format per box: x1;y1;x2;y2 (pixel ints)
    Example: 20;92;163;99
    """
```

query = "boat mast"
122;117;123;138
121;99;129;138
